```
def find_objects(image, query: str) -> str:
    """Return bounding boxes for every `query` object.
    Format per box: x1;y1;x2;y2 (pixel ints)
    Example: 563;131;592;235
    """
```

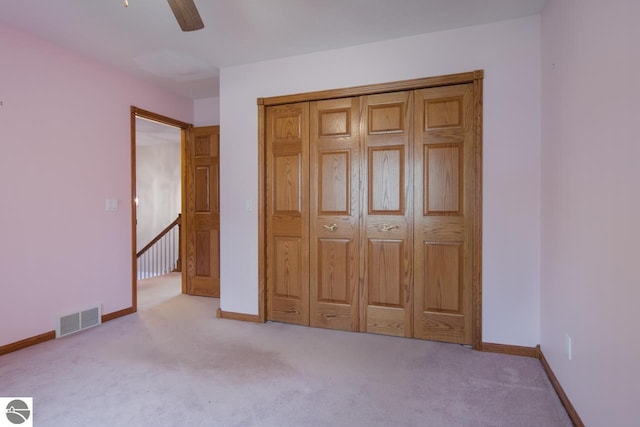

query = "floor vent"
56;306;102;338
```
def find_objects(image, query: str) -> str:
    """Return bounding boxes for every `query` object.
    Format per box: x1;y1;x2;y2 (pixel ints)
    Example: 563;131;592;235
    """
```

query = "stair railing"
137;214;182;280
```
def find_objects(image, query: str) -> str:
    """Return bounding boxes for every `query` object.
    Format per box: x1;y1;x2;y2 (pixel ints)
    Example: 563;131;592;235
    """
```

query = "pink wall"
220;16;542;346
0;24;193;346
541;1;640;425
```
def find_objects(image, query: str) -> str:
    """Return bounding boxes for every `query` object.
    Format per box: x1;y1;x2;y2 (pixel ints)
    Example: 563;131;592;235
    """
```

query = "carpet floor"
0;273;572;426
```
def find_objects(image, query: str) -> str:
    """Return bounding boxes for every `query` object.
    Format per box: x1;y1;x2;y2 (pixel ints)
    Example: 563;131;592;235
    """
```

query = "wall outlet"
564;334;572;361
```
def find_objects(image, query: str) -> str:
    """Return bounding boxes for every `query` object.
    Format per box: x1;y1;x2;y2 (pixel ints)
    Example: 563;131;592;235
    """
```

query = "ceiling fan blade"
167;0;204;32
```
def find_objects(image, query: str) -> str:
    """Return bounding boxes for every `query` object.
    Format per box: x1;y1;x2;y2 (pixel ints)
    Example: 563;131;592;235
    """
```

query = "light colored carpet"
0;273;571;426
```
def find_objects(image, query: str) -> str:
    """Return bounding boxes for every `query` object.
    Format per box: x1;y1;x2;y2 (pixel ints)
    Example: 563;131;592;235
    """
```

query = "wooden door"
360;92;414;337
413;84;475;344
184;125;220;297
266;103;310;325
309;98;360;331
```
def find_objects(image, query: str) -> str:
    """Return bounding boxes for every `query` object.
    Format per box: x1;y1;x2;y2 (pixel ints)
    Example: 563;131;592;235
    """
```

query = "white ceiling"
0;0;545;100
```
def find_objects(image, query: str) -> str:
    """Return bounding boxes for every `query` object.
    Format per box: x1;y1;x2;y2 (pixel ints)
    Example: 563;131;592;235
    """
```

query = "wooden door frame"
130;107;192;312
257;70;484;349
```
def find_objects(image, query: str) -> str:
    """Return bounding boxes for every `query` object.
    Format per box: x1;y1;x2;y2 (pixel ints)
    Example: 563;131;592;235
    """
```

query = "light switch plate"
105;199;119;211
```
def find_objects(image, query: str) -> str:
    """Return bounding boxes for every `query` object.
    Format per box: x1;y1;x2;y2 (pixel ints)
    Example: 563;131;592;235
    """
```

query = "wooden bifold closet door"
413;84;475;344
309;98;361;331
264;75;480;346
266;103;310;325
360;91;413;337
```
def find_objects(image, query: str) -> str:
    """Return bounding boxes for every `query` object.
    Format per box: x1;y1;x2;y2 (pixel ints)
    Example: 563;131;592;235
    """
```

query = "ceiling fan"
125;0;204;31
167;0;204;31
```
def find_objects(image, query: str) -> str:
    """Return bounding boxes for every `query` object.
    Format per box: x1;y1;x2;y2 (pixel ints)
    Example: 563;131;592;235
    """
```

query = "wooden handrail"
137;214;181;258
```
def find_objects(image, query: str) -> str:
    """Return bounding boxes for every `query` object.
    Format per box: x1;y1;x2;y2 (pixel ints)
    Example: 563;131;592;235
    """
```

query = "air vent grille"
59;313;80;336
80;307;100;329
56;305;102;338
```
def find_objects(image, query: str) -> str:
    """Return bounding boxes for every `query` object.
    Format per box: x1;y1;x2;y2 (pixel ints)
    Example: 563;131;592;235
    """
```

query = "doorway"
131;107;191;311
130;107;221;311
135;117;182;280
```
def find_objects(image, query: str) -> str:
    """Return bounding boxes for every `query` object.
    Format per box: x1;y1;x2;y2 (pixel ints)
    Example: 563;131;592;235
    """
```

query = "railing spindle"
136;214;182;280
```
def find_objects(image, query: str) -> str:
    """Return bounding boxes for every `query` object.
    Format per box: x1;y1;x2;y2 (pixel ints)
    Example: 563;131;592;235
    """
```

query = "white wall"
219;15;541;346
194;96;220;126
541;1;640;425
136;142;181;251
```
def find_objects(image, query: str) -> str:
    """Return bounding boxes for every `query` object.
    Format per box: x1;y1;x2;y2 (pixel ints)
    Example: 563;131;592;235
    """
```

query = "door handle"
381;224;399;232
323;223;338;231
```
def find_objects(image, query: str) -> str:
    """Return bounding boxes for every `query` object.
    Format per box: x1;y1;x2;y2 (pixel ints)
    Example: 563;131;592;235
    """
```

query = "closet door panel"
368;239;404;307
369;147;404;213
266;103;310;325
360;91;413;337
310;98;360;331
414;84;474;344
319;152;350;214
425;145;462;214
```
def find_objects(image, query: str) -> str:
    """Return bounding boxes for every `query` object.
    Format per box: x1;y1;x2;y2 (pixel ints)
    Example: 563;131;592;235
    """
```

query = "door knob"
381;223;399;232
323;223;338;231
